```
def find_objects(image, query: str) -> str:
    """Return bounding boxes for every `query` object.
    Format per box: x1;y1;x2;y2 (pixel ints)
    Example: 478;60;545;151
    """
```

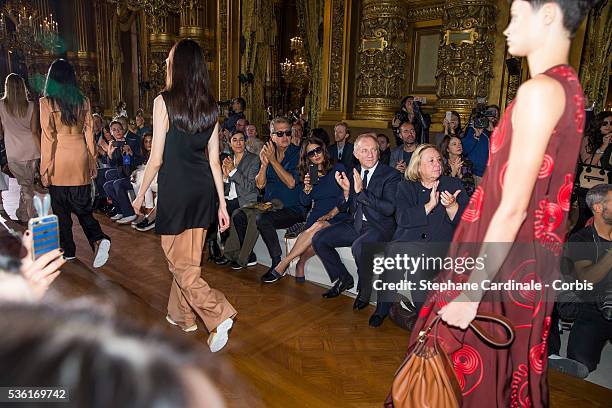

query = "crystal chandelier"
0;0;60;55
280;37;310;89
108;0;183;32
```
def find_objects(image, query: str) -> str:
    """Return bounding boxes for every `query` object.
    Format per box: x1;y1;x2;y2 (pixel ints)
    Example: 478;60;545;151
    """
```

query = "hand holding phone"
308;163;319;185
29;195;60;261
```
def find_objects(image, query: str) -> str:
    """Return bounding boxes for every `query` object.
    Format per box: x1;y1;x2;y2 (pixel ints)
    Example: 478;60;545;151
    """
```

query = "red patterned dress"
387;65;585;407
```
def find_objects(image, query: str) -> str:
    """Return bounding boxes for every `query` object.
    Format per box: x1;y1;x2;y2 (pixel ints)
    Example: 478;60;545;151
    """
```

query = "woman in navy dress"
264;136;349;283
132;39;236;352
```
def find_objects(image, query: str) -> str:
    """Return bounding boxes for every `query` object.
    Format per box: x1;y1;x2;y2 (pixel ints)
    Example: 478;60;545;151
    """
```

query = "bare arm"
135;95;168;200
255;149;268;189
207;123;227;210
465;76;566;301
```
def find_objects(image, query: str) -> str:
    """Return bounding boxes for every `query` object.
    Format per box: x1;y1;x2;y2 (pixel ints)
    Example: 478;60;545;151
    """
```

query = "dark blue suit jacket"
338;162;401;241
392;176;468;242
329;142;357;170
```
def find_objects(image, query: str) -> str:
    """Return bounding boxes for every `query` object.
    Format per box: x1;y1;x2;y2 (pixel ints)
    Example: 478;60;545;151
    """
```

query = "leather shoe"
322;277;354;298
368;314;386;328
353;298;369;310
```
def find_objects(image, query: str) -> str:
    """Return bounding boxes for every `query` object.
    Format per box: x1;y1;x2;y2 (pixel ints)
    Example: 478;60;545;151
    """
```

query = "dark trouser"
48;184;109;257
233;208;304;260
566;303;612;371
103;169;134;216
205;198;240;244
312;221;385;291
96;168;110;199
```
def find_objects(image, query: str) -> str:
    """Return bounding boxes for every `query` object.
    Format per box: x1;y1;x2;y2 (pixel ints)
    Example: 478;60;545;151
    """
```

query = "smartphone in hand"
309;163;319;185
28;215;60;260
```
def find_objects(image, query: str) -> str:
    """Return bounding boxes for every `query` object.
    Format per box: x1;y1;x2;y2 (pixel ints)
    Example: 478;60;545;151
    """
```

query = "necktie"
338;150;342;160
354;169;370;232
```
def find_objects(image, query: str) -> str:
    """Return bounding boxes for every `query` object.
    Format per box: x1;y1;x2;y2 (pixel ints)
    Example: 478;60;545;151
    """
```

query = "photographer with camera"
392;96;428;146
461;105;495;185
549;184;612;378
221;97;246;133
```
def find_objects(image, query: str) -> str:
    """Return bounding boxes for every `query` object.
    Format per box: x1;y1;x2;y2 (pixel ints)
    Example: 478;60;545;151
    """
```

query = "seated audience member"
377;134;391;165
291;121;304;147
461;119;490;184
261;137;349;284
389;122;418;174
131;132;157;231
0;302;225;408
549;184;612;378
432;110;462;146
245;124;263;155
222;97;246;133
103;119;143;224
371;144;468;327
135;108;152;142
214;131;260;265
92;113;104;144
311;128;331;147
439;135;476;196
232;117;306;272
328;122;355;170
114;115;139;146
0;228;65;302
312;133;401;299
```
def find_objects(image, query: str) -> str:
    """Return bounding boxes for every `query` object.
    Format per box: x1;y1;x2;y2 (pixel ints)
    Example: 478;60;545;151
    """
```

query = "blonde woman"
0;74;41;222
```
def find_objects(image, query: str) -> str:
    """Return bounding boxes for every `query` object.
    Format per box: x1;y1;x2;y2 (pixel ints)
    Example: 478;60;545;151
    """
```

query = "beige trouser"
8;159;37;222
161;228;237;332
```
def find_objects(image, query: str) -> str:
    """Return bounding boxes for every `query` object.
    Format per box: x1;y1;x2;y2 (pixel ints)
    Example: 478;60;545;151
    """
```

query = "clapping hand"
259;148;269;166
335;171;350;192
262;141;276;162
353;168;363;193
425;180;440;213
449;159;463;177
440;190;461;208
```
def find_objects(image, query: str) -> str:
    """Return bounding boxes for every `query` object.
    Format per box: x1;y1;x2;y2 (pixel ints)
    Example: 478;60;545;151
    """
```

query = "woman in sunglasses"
262;136;349;283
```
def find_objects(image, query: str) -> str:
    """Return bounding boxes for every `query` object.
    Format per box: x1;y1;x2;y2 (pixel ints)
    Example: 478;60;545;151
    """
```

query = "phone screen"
28;215;60;260
445;111;452;122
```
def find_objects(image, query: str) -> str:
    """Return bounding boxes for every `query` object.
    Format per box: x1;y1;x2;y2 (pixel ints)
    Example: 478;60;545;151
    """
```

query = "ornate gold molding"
434;0;497;123
327;0;347;111
354;0;408;120
405;0;444;23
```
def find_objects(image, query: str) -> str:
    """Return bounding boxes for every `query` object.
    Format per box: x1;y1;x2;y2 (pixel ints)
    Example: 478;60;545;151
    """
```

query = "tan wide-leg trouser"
161;228;236;332
7;159;37;222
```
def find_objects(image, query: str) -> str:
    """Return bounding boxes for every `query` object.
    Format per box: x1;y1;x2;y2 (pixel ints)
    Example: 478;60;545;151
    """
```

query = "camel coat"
39;96;96;186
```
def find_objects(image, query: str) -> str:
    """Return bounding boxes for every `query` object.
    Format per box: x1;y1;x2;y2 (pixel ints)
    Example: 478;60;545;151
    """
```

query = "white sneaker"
166;315;197;332
110;213;123;221
116;215;137;224
208;317;234;352
93;239;111;268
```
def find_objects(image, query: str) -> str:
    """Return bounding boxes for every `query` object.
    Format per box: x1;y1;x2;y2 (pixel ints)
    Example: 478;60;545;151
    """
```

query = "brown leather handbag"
391;312;515;408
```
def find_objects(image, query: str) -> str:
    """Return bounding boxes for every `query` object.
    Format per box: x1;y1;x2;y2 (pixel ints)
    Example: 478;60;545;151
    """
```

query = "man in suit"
389;122;418;174
312;133;401;302
328;122;356;170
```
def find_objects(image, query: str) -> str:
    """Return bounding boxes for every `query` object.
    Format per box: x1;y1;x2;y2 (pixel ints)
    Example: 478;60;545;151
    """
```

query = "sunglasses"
306;146;323;158
603;121;612;126
273;130;292;138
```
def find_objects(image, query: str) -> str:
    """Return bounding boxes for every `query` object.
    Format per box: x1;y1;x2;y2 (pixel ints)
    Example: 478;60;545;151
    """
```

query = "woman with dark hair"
439;135;476;196
310;127;330;147
0;73;41;222
130;132;157;231
392;96;425;145
261;136;349;283
39;59;111;267
579;111;612;170
132;39;236;352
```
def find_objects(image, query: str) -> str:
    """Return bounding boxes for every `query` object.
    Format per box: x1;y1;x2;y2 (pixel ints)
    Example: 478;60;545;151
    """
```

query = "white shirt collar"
361;161;379;179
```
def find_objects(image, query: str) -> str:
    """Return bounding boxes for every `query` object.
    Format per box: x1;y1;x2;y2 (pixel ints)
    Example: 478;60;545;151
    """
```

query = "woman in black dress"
132;39;236;352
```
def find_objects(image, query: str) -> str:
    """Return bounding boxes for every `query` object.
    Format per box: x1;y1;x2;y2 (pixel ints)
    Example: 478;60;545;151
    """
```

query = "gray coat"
224;151;261;206
389;145;416;171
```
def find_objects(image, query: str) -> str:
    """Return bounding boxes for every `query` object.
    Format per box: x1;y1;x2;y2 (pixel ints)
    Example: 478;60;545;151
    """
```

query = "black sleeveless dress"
155;92;216;235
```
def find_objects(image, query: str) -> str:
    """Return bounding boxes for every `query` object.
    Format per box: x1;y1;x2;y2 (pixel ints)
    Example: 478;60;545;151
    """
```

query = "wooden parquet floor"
24;214;612;408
